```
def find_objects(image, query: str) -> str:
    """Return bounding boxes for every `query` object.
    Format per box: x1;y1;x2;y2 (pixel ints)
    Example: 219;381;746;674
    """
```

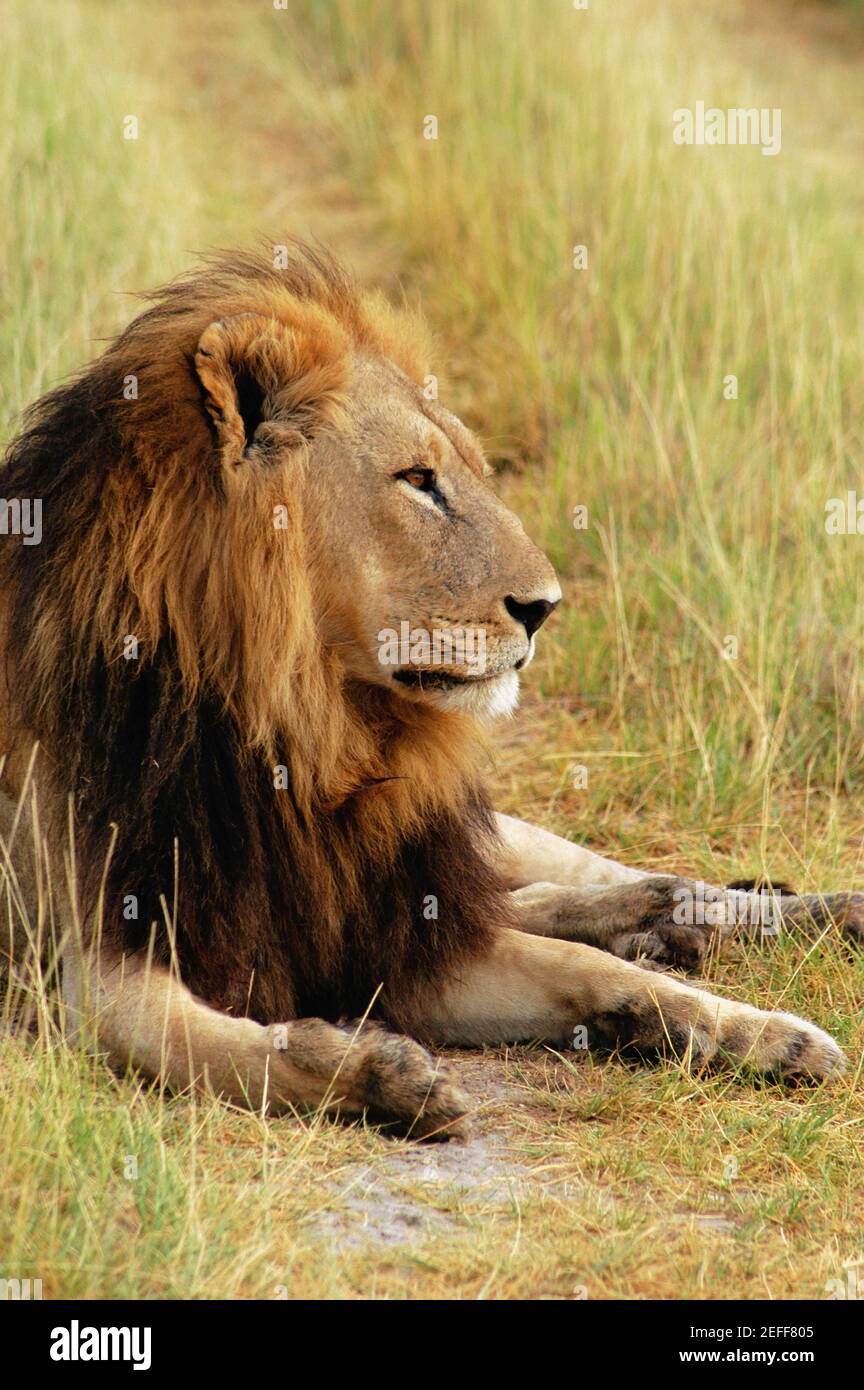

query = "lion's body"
0;247;518;1028
0;244;855;1134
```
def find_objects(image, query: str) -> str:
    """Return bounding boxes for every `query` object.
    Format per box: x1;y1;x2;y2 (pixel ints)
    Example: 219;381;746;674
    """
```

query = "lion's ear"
194;310;348;466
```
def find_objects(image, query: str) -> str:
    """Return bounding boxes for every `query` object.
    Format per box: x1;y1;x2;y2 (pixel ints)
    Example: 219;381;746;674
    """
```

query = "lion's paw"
347;1027;471;1139
715;1004;846;1082
780;891;864;947
612;877;718;971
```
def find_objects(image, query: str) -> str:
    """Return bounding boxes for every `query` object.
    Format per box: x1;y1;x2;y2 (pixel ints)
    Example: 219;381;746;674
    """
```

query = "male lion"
0;244;860;1136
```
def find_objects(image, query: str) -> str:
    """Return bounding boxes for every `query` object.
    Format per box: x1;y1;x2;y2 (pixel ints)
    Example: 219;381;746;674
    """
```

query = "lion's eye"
398;467;436;492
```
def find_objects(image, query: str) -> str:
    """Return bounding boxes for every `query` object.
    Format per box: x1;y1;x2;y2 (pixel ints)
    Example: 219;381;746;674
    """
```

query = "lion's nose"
504;594;560;639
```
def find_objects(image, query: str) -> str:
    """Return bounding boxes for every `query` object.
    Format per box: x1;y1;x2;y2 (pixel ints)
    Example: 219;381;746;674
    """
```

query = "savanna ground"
2;0;864;1300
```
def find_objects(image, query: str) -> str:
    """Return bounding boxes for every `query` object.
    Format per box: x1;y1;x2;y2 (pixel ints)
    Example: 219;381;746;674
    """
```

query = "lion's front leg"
494;815;864;955
494;812;654;888
510;878;716;969
776;892;864;946
62;944;469;1138
409;929;845;1081
511;878;864;970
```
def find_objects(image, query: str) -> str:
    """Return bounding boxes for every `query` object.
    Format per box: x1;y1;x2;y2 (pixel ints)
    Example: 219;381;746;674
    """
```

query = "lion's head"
185;253;560;732
0;243;557;1022
278;349;560;721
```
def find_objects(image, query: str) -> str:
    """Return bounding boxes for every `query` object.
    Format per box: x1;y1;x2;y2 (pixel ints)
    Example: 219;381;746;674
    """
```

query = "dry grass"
1;0;864;1300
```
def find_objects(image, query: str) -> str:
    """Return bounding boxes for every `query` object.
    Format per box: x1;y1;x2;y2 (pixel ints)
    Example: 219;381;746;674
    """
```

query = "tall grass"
248;0;864;866
0;0;205;434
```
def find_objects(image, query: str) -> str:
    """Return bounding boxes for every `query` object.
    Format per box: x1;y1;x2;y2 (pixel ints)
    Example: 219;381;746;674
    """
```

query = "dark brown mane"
0;243;509;1027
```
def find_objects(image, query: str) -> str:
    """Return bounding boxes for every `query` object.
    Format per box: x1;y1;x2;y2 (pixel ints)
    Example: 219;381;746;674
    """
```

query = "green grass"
0;2;205;432
2;0;864;1300
261;0;864;844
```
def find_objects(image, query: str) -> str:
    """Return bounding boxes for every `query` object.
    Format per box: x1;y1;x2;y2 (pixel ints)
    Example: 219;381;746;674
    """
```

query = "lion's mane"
0;245;510;1026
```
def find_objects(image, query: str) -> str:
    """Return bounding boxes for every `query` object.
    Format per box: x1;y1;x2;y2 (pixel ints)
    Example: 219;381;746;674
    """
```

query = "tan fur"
0;242;849;1141
411;929;845;1080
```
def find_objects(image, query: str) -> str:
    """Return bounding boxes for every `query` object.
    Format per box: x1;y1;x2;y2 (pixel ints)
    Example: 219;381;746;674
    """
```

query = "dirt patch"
176;0;395;289
316;1136;537;1251
310;1050;579;1251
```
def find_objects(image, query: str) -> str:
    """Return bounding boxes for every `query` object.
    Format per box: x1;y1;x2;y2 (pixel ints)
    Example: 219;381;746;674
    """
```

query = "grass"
2;0;864;1300
269;0;864;843
0;3;201;433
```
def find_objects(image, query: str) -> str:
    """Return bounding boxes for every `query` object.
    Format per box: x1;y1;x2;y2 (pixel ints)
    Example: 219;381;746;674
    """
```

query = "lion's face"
304;356;560;719
163;267;561;732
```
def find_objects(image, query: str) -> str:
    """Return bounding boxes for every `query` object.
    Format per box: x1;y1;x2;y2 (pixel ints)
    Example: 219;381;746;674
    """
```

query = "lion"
0;242;861;1137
